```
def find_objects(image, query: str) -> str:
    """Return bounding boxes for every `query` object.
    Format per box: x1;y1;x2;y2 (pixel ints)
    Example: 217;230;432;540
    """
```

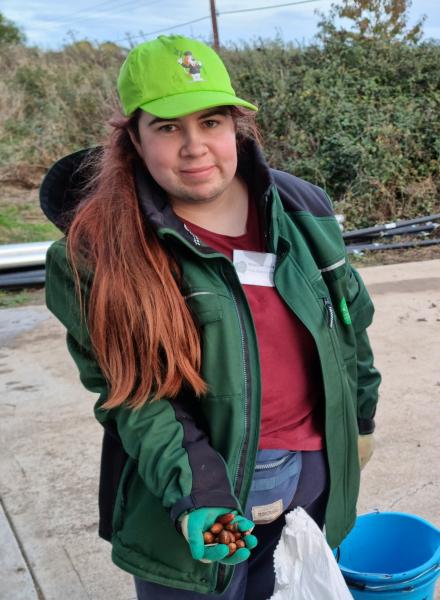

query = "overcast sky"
1;0;438;49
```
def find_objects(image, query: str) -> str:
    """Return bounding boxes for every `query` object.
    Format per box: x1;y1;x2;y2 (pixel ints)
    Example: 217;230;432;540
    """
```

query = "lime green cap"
117;35;258;118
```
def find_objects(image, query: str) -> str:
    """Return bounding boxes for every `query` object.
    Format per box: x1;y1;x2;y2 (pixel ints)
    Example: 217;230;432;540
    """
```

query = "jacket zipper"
217;265;254;592
222;267;252;495
323;298;335;328
183;223;201;246
322;295;350;529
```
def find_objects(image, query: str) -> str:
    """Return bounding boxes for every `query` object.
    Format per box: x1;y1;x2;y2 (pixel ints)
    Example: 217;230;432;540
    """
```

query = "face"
131;108;238;208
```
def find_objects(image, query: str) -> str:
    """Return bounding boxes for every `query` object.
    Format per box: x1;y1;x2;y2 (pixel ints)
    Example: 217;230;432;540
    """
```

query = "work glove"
358;433;375;470
180;507;257;564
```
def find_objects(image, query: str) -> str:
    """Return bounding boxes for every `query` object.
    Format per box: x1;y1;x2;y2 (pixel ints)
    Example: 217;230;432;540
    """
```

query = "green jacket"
42;139;381;594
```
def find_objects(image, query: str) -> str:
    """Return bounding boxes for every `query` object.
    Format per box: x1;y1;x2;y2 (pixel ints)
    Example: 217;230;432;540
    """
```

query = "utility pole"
210;0;220;50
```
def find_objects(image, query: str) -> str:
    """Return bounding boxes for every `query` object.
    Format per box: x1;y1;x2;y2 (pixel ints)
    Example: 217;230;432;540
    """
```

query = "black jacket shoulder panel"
271;169;334;217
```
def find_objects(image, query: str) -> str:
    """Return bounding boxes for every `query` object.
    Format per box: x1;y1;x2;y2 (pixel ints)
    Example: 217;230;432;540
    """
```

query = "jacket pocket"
184;291;223;326
320;257;347;284
310;273;357;361
345;268;375;333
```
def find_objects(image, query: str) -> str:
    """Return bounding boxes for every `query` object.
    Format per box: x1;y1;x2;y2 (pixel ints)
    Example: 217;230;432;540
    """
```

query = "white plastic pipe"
0;241;54;270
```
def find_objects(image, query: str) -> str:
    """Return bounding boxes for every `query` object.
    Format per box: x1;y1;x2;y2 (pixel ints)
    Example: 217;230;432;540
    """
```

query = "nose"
180;126;207;158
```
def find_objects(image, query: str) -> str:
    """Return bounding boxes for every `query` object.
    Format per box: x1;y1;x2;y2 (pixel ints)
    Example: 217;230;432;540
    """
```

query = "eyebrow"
147;107;231;127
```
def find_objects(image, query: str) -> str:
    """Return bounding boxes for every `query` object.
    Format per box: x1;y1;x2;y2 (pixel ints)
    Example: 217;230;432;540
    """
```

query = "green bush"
1;37;439;228
222;39;440;226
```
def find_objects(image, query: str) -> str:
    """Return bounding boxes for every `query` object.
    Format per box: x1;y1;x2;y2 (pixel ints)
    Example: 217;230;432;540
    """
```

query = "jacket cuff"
171;492;241;527
358;417;375;435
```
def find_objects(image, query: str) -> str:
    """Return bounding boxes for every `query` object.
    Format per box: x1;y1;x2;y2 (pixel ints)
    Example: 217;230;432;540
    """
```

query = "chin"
180;184;229;204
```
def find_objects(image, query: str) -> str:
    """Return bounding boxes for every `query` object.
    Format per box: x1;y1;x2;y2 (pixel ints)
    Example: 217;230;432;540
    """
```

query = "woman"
41;34;380;599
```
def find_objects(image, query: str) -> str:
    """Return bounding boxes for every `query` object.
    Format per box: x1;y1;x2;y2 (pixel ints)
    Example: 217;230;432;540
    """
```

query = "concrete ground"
1;259;439;600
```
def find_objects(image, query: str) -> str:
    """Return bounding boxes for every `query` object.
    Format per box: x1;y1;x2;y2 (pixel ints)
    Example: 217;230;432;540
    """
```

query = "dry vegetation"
0;34;439;282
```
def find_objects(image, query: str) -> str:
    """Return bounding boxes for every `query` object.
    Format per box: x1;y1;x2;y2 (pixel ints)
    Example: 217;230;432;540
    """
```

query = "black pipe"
379;223;437;237
343;213;440;240
0;268;46;288
348;223;438;242
347;238;440;253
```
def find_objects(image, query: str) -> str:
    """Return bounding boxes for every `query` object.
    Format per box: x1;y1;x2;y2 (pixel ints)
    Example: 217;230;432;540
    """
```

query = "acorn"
203;514;249;556
203;531;215;544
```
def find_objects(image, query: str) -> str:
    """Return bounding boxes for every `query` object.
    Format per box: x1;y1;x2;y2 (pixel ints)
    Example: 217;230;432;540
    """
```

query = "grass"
0;202;60;244
0;288;44;307
0;186;58;308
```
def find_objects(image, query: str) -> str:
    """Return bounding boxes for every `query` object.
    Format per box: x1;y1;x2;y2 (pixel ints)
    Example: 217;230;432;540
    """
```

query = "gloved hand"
180;507;257;564
358;433;375;470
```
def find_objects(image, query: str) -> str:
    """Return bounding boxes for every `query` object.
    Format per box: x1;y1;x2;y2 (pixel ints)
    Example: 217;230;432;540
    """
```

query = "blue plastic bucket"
337;512;440;599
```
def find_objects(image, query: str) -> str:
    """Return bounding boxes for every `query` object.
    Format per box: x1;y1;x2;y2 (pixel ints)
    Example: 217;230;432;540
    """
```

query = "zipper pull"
323;298;335;328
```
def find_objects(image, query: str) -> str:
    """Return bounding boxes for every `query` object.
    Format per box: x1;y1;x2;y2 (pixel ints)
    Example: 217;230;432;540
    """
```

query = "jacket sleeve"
345;265;381;434
45;239;241;523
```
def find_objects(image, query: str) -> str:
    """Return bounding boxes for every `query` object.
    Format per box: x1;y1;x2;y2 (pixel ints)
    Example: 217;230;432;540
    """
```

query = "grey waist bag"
244;449;302;524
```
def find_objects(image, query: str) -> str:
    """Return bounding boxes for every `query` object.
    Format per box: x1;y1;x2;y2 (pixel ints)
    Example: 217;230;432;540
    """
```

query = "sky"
1;0;439;50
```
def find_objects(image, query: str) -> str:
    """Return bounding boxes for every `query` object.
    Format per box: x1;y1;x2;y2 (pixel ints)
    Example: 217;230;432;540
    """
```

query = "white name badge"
233;250;277;287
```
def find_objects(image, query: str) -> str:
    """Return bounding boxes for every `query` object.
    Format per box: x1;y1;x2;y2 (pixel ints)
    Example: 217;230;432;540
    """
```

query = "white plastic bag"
268;507;352;600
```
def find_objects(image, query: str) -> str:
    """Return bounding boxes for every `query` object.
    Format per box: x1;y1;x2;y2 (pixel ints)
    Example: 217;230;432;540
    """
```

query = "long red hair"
67;106;259;409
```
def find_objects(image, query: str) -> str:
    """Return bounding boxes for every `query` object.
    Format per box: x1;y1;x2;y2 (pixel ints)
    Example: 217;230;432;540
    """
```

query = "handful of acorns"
203;513;252;557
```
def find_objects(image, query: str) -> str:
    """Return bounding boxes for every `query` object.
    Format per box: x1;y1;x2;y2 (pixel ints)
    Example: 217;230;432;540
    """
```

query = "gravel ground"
1;259;439;600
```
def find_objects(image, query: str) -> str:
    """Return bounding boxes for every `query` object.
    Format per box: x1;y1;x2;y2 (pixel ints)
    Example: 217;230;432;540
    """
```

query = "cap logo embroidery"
178;50;204;82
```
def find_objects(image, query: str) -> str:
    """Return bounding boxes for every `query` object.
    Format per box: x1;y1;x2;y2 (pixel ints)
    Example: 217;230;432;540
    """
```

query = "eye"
157;123;177;133
203;119;220;128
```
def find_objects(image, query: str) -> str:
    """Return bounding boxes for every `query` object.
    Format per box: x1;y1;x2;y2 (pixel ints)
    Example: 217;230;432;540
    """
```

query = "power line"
110;0;326;45
46;0;136;23
221;0;326;17
49;0;150;22
50;0;162;28
111;15;212;44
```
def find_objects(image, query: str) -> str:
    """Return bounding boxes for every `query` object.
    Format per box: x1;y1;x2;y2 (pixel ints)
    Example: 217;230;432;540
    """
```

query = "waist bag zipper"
254;456;290;470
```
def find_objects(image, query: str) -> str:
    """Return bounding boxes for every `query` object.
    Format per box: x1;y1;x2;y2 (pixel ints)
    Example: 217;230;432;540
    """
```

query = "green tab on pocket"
340;297;352;325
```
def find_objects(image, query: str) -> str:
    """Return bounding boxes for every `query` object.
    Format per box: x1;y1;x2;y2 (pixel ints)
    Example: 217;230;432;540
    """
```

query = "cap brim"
139;91;258;118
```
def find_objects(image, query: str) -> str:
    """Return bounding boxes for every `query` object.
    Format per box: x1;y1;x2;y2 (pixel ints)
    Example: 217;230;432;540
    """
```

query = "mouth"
180;165;216;177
